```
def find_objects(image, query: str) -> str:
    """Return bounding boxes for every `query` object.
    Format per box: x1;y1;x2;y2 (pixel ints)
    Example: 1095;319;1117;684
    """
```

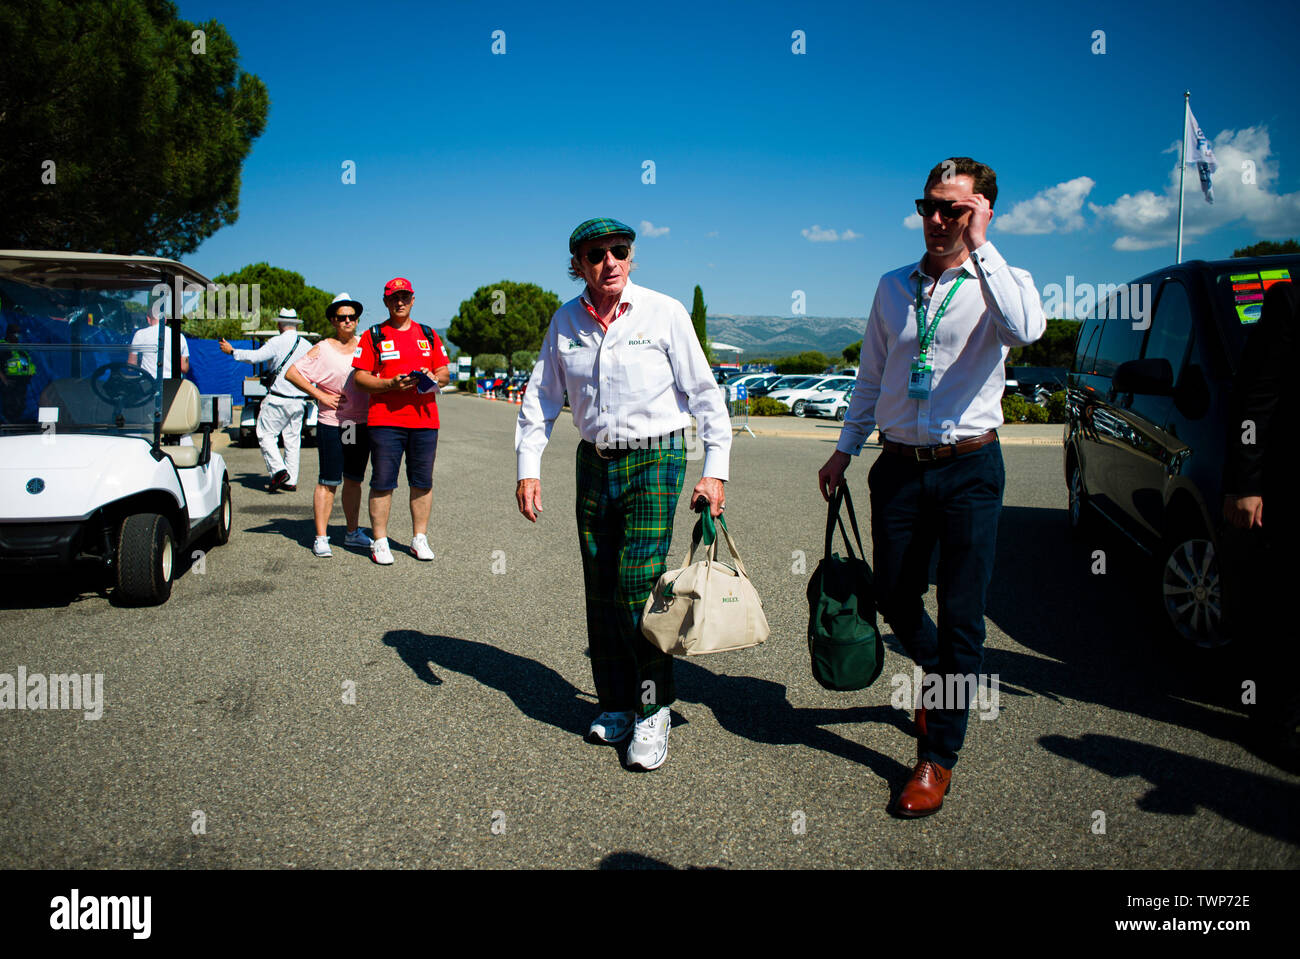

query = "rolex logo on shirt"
627;333;651;346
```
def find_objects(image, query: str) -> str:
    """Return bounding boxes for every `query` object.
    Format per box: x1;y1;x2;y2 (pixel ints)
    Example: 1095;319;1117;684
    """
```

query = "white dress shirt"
232;328;311;398
516;280;732;481
837;240;1045;454
130;324;189;378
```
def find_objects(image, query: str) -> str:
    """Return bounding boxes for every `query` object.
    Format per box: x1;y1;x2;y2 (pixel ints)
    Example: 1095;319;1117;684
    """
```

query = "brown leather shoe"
894;760;952;818
915;707;927;738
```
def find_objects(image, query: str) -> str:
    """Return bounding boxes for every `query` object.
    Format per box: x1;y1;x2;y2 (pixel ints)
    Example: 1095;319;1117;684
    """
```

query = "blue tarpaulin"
187;338;259;403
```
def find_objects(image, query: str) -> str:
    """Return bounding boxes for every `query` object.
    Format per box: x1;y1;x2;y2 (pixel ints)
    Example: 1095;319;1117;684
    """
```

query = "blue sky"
180;0;1300;327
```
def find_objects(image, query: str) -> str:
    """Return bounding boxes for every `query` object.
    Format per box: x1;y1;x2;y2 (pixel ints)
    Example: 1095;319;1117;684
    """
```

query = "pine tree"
690;285;712;362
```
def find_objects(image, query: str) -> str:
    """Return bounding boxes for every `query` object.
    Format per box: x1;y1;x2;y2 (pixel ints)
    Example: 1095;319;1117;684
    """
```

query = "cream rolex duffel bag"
640;509;770;656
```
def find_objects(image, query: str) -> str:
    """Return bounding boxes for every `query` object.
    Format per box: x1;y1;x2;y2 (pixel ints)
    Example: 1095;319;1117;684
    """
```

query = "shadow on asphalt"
1039;733;1299;846
983;505;1297;831
381;632;915;790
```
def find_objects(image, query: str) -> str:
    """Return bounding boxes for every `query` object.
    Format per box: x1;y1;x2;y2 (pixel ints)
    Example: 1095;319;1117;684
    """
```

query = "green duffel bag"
806;484;884;691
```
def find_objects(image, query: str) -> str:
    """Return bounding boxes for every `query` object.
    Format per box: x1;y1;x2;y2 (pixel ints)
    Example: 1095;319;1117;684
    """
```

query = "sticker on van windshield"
1229;269;1290;323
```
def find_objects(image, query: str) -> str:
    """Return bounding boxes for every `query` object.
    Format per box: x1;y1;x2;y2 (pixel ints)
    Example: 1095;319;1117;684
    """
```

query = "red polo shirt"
352;321;450;428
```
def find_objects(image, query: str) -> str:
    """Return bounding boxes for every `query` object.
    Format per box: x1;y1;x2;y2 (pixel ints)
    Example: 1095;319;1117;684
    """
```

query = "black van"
1064;254;1297;648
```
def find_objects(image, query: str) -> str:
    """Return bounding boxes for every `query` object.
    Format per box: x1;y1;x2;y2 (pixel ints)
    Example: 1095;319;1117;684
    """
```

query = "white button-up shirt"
516;281;732;481
837;241;1045;453
232;328;312;398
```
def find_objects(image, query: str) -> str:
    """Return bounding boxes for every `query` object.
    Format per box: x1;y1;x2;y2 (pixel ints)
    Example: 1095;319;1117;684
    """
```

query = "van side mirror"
1112;357;1173;395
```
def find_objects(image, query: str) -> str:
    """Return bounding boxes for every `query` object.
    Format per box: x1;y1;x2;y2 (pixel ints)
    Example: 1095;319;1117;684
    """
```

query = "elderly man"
516;217;732;771
221;308;313;492
818;158;1044;817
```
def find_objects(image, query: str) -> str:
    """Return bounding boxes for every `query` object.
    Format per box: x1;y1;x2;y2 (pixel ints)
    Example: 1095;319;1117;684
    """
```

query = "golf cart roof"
0;250;212;289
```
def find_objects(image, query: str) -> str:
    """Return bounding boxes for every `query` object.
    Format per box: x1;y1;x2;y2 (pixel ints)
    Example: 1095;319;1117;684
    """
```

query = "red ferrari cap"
384;277;413;297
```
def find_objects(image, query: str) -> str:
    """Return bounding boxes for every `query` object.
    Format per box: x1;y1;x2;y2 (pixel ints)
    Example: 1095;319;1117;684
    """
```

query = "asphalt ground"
0;394;1295;869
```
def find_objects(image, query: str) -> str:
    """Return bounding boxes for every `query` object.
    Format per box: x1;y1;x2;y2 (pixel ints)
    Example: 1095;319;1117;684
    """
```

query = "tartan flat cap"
569;217;636;254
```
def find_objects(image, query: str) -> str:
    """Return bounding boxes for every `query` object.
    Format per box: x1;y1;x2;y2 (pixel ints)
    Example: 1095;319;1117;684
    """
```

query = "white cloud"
639;220;670;238
903;213;922;230
705;230;719;238
1089;126;1300;252
801;225;860;242
994;176;1095;235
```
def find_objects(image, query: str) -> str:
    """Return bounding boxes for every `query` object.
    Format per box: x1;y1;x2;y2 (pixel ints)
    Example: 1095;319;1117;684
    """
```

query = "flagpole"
1176;91;1189;264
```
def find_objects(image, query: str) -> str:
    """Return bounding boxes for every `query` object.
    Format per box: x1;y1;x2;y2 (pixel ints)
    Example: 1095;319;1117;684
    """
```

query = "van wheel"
116;513;175;606
211;476;232;546
1066;457;1091;538
1157;523;1227;649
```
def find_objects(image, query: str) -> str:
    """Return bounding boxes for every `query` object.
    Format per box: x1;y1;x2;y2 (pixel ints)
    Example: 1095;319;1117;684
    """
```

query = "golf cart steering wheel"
91;362;156;407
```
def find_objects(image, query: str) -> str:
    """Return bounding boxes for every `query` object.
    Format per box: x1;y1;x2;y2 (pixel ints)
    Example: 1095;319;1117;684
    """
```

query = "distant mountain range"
705;314;866;360
435;313;867;360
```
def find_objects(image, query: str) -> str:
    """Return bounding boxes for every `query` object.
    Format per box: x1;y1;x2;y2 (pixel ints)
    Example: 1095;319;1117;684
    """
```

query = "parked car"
805;384;854;421
1065;254;1299;654
0;250;234;605
1005;365;1067;405
767;375;855;417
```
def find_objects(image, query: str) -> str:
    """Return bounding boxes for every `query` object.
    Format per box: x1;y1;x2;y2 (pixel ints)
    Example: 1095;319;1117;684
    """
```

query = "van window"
1073;318;1101;373
1142;279;1193;378
1092;300;1146;378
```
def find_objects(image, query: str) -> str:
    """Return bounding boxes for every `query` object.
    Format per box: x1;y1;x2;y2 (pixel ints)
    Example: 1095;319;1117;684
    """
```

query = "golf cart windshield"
0;256;192;438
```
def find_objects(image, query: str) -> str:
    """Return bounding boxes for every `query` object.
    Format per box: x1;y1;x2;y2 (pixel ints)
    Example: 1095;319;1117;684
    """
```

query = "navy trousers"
868;439;1005;769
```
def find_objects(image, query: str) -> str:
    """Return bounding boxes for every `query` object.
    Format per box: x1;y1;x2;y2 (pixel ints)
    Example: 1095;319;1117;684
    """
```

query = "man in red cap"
351;277;451;564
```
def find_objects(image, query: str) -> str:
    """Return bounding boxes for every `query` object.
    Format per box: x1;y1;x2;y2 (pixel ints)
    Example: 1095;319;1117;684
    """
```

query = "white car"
0;251;234;605
767;375;856;417
805;384;854;421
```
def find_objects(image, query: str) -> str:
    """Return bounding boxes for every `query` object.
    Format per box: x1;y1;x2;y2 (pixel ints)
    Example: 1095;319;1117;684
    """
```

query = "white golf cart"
0;251;233;605
237;329;320;448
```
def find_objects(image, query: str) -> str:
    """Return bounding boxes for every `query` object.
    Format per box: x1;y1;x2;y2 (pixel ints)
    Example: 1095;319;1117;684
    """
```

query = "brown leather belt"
586;430;685;460
881;429;997;462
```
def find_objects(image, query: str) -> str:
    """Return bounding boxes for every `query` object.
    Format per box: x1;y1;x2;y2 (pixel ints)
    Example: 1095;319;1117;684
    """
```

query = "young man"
818;158;1044;817
351;277;450;565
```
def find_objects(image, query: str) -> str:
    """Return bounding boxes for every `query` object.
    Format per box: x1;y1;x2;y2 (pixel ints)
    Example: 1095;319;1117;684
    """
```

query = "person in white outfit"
220;307;313;491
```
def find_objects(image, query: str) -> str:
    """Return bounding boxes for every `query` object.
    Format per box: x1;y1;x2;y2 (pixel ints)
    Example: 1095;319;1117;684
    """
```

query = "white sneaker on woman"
410;533;435;561
312;536;332;558
626;707;671;770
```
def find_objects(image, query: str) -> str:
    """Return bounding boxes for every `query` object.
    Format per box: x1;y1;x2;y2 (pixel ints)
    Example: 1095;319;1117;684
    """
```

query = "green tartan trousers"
575;439;686;718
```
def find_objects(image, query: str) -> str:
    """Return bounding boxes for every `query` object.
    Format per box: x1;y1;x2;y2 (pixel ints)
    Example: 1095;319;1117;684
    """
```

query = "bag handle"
824;484;866;562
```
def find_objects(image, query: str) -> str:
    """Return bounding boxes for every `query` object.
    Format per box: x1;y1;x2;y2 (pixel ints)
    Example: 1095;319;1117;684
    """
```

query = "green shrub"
1021;402;1049;423
749;396;788;416
1001;394;1029;422
1045;389;1068;424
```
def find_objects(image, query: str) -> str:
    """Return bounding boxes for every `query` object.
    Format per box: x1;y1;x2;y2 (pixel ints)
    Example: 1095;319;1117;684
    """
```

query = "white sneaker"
410;533;435;561
312;536;332;558
626;707;671;770
344;528;373;549
587;710;635;744
371;537;394;565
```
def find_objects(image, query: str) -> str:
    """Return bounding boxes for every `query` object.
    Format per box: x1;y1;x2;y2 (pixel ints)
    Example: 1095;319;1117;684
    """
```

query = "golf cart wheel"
212;476;233;546
1157;522;1227;650
835;407;846;422
115;512;175;606
792;399;807;417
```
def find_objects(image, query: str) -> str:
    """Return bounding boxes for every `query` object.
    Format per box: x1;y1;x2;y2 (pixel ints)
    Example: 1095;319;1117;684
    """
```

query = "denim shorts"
317;423;369;486
369;425;438;491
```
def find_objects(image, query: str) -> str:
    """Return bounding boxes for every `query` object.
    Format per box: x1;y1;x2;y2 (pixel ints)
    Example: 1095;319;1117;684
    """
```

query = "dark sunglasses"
332;313;358;322
915;198;965;219
386;292;413;302
583;244;631;265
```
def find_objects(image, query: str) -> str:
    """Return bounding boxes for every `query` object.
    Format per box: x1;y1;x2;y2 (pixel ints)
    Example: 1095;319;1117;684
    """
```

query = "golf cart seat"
160;379;201;467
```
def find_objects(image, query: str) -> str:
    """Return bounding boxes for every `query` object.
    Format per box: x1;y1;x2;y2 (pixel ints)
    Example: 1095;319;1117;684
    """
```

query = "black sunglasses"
915;198;965;220
583;244;631;265
332;313;358;322
386;292;413;302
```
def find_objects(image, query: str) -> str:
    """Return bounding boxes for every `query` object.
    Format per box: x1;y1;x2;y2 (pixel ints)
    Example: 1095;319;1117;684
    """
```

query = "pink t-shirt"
292;341;368;427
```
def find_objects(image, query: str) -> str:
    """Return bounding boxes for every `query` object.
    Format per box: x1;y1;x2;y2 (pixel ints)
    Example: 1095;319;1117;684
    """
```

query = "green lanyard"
914;273;966;360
